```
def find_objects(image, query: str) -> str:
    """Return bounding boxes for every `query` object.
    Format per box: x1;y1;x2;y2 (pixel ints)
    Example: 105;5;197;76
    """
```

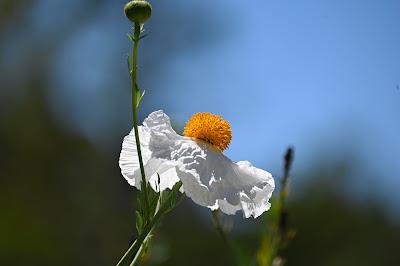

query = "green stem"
130;22;150;222
130;236;149;266
116;183;182;266
115;216;157;266
116;240;137;266
130;189;163;266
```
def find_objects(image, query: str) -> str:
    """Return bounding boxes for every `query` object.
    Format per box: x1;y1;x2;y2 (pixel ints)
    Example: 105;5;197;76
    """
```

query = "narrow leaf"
138;34;148;40
135;211;143;234
127;34;134;42
135;83;141;108
127;55;131;72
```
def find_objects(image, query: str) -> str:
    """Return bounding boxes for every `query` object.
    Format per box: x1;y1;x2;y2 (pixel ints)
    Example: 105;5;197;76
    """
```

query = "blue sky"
149;0;400;207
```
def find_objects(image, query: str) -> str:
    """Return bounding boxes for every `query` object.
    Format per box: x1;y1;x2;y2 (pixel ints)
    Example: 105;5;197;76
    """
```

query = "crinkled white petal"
119;111;181;191
173;141;275;218
119;110;275;218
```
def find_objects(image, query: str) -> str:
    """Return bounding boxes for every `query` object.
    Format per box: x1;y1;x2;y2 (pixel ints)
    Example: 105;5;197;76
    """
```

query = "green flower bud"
124;0;152;23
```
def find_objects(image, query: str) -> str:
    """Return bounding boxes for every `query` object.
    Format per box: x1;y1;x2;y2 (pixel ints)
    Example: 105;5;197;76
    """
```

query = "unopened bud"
124;0;152;23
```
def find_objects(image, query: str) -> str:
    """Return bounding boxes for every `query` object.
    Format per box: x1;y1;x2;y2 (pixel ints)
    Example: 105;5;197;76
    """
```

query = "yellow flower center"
183;112;232;151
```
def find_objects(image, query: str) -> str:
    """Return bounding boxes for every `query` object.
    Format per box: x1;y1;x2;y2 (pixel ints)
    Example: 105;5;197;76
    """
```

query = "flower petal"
119;111;181;191
174;140;275;218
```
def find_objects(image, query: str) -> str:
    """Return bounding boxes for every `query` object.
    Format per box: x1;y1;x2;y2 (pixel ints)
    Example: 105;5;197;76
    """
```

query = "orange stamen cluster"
183;112;232;151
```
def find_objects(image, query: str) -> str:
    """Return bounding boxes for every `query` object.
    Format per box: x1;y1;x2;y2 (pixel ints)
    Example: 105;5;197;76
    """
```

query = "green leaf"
160;181;183;213
148;188;160;217
127;34;134;42
172;181;183;192
127;55;131;72
135;83;141;108
139;90;146;103
136;194;142;213
138;34;148;40
135;211;143;234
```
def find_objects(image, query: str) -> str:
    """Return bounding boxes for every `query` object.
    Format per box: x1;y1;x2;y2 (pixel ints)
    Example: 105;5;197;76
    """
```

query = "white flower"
119;110;275;218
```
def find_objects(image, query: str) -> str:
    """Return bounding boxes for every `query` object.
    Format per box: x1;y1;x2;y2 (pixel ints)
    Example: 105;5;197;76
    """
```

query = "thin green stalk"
116;183;182;266
130;232;152;266
116;240;137;266
116;203;159;266
130;22;150;222
116;214;158;266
